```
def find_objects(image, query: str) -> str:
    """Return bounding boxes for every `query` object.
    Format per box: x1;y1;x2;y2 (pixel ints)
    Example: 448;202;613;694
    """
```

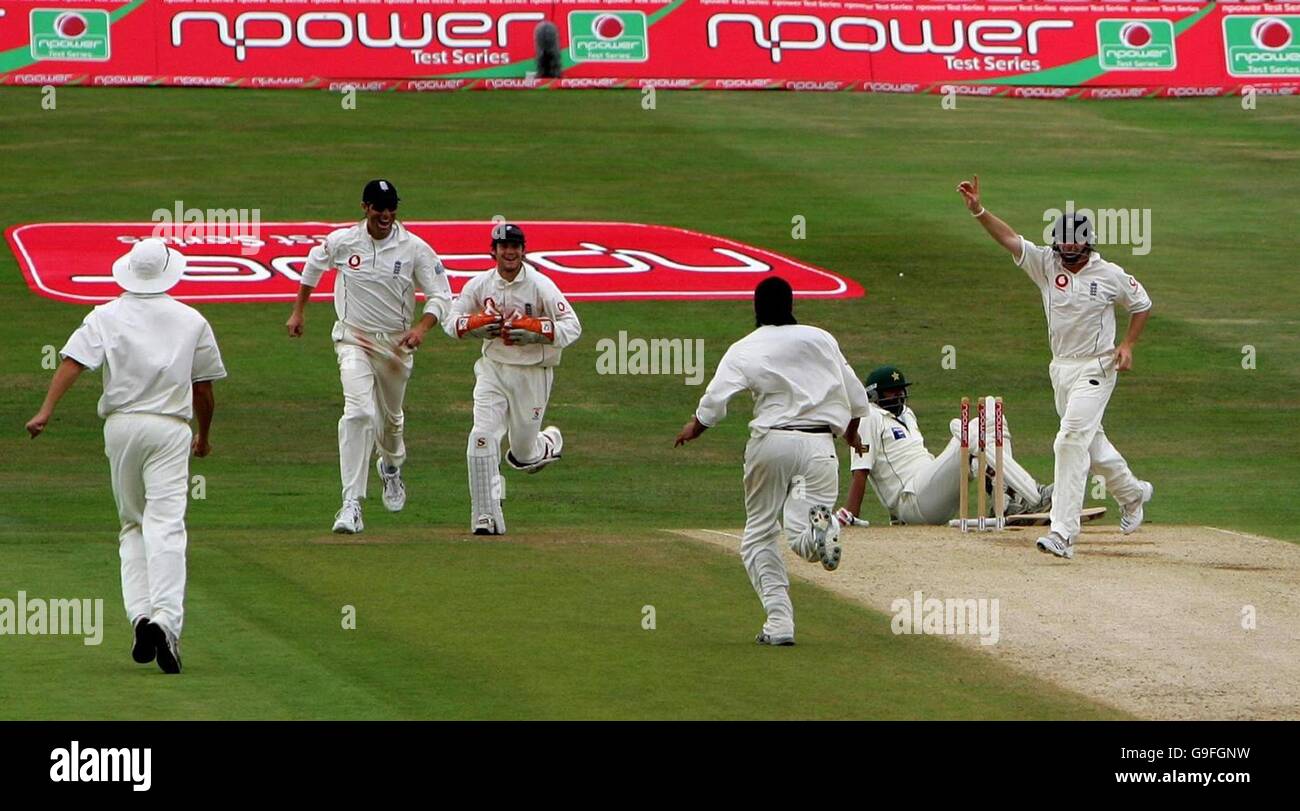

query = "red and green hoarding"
1;1;1298;96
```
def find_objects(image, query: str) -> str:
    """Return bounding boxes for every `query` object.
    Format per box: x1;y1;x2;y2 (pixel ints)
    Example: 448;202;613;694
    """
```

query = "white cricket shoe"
1035;531;1074;560
809;504;842;572
473;514;504;536
332;499;364;534
505;426;564;474
1121;481;1154;535
376;459;406;513
755;631;795;646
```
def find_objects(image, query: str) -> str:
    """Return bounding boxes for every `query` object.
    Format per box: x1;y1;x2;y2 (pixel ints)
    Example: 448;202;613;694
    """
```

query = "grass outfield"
1;88;1296;719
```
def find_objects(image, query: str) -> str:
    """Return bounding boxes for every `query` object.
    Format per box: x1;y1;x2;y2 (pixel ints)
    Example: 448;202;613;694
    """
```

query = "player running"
285;179;453;534
675;277;868;647
446;223;582;536
26;238;227;674
958;175;1154;560
834;365;1052;527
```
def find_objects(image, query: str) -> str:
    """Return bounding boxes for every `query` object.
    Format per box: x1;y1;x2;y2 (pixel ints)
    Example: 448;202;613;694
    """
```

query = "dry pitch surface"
675;523;1300;720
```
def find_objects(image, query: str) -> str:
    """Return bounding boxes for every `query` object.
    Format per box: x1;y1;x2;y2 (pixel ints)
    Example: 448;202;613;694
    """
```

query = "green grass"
1;87;1296;718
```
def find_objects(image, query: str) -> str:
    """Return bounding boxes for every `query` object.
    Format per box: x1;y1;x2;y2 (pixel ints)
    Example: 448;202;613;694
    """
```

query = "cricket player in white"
958;176;1154;559
676;277;869;646
26;238;226;674
445;223;582;535
836;366;1051;526
285;179;452;533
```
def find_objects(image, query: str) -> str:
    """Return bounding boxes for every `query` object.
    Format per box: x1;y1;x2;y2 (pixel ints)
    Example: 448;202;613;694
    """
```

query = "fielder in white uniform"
676;277;869;646
285;179;452;534
26;238;227;674
835;365;1051;527
958;176;1154;559
445;223;582;536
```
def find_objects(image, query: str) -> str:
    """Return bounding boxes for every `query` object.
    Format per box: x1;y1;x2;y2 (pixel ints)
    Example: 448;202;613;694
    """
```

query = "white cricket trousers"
104;413;191;639
334;322;413;502
895;411;1040;525
471;356;553;463
1048;355;1144;540
740;430;838;639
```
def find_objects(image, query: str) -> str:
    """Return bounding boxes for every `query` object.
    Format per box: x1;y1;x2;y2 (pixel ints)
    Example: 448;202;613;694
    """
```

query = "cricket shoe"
131;617;155;664
376;460;406;512
332;499;364;534
1035;531;1074;560
809;504;842;571
1121;481;1154;535
151;623;182;674
755;632;795;646
473;514;505;536
506;427;564;474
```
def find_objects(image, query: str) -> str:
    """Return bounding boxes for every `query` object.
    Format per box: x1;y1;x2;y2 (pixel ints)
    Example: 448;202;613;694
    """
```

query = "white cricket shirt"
60;293;227;420
848;404;932;511
301;221;452;334
1016;237;1152;360
695;324;869;438
446;265;582;367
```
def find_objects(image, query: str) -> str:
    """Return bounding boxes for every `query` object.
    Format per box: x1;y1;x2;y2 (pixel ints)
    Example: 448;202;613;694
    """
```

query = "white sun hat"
111;238;187;294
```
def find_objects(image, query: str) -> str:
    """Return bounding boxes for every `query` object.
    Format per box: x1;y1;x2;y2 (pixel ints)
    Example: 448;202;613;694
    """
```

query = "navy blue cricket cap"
362;179;400;210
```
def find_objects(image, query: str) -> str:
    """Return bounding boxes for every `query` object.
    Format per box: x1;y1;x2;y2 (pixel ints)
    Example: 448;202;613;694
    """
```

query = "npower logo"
706;14;1073;63
169;10;545;61
1223;15;1300;76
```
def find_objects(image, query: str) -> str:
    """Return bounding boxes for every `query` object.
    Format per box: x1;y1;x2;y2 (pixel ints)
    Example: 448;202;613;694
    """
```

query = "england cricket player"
445;223;582;536
835;366;1052;527
26;238;227;674
285;179;452;534
675;277;869;646
958;176;1154;559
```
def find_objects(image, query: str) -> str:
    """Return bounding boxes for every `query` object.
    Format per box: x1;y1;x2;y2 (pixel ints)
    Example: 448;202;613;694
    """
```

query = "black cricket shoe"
151;623;182;674
131;617;155;664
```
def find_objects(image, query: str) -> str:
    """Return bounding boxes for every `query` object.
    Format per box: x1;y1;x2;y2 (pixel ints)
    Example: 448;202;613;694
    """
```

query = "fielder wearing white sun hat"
111;238;187;294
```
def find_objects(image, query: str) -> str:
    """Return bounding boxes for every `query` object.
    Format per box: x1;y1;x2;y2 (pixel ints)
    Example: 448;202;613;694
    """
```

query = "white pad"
467;429;506;531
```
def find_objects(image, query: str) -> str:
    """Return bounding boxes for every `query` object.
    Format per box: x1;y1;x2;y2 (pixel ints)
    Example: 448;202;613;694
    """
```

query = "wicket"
958;395;1005;532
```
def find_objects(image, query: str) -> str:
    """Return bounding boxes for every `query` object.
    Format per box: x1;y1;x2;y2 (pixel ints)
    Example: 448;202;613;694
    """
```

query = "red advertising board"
6;221;864;303
1;1;1297;93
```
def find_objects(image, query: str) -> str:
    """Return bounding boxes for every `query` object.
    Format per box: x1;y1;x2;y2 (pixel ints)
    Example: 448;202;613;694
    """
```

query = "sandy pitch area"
674;523;1300;720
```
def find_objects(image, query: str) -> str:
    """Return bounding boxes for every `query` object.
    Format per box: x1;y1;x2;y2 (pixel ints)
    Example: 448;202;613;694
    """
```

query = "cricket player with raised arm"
958;176;1154;560
835;365;1052;527
445;223;581;536
26;238;227;674
675;277;869;647
285;179;452;534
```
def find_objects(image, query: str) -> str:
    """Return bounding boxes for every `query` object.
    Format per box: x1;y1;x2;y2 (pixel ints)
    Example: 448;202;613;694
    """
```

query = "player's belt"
775;424;832;434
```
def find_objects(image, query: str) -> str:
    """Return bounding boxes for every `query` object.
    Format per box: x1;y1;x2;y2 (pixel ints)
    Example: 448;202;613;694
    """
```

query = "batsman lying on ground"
835;366;1052;527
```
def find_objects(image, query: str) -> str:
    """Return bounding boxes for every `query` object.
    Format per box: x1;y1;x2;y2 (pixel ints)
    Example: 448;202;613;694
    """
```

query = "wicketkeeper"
445;223;582;536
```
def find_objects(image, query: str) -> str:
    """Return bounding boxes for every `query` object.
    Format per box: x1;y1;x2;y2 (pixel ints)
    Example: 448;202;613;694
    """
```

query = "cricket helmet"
866;365;912;417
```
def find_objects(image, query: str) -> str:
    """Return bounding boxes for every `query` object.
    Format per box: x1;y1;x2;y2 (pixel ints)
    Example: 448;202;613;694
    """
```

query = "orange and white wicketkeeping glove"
503;316;554;345
456;312;503;339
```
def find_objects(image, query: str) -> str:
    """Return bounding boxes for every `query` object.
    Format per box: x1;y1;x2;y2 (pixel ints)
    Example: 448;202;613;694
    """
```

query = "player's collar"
495;265;528;285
